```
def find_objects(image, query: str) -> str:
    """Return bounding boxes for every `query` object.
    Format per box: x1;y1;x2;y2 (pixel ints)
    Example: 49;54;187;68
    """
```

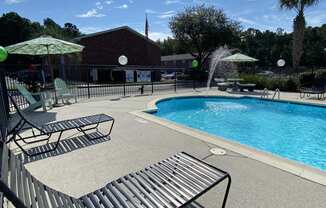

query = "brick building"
71;26;164;83
75;26;161;66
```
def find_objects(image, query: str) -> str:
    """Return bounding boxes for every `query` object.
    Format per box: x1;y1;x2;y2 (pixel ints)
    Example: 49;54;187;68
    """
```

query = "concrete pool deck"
8;89;326;208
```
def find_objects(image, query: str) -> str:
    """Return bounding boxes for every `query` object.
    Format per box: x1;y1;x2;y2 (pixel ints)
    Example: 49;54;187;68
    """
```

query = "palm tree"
280;0;319;69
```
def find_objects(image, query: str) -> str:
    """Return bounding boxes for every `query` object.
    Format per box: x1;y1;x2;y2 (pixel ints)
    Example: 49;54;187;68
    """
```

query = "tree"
169;5;241;70
63;23;81;39
0;12;82;64
0;12;40;46
156;38;188;56
280;0;320;69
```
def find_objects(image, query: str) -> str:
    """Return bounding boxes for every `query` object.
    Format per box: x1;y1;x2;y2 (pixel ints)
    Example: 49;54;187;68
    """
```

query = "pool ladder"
261;88;269;99
261;88;280;100
272;89;281;100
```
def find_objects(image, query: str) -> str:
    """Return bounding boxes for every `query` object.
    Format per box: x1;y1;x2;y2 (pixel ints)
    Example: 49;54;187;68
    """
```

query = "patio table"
227;78;244;91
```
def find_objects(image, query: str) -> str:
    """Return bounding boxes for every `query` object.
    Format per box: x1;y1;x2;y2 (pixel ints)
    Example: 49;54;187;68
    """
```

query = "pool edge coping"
131;94;326;187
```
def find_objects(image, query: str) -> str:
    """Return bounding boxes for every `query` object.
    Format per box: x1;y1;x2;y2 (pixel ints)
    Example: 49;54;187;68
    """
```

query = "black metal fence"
0;69;9;142
0;64;206;112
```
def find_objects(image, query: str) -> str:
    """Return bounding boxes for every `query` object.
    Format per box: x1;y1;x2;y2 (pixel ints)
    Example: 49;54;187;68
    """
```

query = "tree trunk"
292;11;305;70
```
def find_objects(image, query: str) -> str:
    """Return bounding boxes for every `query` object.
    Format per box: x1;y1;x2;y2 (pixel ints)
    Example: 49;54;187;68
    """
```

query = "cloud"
76;9;106;18
157;11;176;19
79;26;107;34
164;0;183;5
237;16;275;31
95;2;103;10
116;4;128;9
105;0;114;5
237;17;256;25
306;10;326;26
5;0;24;4
143;31;172;41
145;9;157;14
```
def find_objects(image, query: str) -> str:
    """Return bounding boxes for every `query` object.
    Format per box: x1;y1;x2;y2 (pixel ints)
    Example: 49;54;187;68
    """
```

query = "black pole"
174;71;177;92
123;73;126;97
87;67;90;99
192;70;196;90
0;69;9;119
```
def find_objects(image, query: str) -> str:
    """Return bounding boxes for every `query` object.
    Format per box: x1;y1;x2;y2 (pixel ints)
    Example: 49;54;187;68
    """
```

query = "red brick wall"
78;28;161;65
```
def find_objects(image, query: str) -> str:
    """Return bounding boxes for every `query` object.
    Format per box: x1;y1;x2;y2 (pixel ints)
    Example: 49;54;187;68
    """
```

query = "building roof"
74;26;159;47
161;53;216;62
161;54;196;62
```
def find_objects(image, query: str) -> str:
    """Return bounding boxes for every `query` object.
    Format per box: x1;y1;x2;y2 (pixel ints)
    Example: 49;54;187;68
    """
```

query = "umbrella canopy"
5;36;84;55
221;53;258;63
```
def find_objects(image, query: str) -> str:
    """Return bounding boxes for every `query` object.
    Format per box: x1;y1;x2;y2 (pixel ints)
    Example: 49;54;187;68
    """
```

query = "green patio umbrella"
221;53;258;62
5;35;84;82
5;35;84;55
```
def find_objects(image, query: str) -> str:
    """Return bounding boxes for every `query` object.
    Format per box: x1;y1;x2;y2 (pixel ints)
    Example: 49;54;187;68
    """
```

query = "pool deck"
8;89;326;208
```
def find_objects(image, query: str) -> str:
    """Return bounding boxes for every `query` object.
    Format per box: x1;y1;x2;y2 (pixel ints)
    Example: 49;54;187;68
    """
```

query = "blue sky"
2;0;326;40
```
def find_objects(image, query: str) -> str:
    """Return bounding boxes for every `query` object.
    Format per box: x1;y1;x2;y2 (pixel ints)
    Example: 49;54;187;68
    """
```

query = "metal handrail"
272;88;280;100
261;88;269;99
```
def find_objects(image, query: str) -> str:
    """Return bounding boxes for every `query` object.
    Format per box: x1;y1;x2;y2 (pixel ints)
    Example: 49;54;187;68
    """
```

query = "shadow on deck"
17;132;110;164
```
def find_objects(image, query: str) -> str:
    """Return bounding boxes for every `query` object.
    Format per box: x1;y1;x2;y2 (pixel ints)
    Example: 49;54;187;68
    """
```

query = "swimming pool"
152;97;326;171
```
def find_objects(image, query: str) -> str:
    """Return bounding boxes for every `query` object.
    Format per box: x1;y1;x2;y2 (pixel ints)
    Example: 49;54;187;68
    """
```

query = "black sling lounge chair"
6;95;114;157
299;87;325;100
0;143;232;208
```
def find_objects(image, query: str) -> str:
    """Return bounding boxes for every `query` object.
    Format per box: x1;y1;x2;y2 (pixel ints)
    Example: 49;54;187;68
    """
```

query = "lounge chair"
216;83;231;91
237;83;256;92
0;142;232;208
15;83;53;112
299;87;325;100
6;95;114;156
215;79;233;91
54;78;77;104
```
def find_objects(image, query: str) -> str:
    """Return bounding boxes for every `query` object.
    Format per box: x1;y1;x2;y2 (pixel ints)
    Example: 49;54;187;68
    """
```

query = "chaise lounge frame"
0;142;232;208
6;95;114;157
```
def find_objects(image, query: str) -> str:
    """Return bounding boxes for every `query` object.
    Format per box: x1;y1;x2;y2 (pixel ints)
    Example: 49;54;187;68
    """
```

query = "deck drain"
210;148;226;155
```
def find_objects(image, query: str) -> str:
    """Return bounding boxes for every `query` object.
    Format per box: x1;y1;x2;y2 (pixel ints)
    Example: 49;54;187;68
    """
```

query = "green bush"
315;69;326;88
299;69;326;88
240;75;268;90
286;79;299;91
299;72;315;87
240;74;299;92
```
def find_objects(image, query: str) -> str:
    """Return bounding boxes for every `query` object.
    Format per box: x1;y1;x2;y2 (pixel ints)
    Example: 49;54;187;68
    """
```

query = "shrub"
240;74;299;92
299;72;315;87
286;79;299;91
315;69;326;88
299;69;326;88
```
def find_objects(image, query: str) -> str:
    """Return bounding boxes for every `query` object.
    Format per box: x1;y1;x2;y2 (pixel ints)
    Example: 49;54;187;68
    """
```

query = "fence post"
151;81;154;94
87;66;90;99
123;73;126;97
174;72;177;92
0;69;9;127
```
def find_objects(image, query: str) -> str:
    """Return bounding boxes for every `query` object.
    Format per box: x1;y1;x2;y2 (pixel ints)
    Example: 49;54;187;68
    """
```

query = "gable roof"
74;26;159;47
161;53;215;62
161;54;195;61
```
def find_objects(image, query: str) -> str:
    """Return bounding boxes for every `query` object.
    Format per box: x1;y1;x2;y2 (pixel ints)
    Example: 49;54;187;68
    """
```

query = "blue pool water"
153;97;326;171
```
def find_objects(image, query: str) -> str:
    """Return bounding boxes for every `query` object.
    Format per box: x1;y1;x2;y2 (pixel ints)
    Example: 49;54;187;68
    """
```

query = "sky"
1;0;326;41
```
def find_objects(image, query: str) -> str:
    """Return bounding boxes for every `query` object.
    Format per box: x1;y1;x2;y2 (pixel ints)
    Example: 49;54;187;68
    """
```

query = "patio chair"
217;82;232;91
0;142;232;208
54;78;77;104
15;83;53;112
299;87;325;100
6;95;114;157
